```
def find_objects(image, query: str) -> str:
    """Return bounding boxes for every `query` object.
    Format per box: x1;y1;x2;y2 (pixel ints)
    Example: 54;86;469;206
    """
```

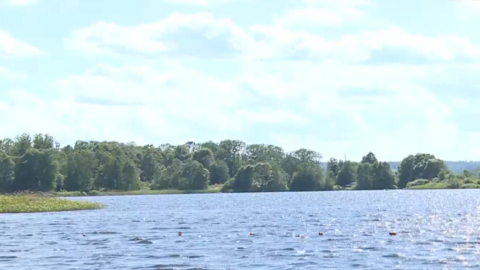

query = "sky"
1;0;480;162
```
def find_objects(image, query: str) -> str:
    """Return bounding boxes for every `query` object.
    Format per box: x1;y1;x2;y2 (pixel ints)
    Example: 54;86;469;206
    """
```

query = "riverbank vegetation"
54;184;222;197
0;133;479;195
0;193;103;213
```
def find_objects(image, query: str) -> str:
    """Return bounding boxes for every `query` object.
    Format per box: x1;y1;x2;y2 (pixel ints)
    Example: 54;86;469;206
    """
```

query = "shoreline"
54;188;222;197
54;186;480;197
3;186;479;213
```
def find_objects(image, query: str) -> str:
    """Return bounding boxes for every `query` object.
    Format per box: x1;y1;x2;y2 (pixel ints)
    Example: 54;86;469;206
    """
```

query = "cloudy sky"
0;0;479;161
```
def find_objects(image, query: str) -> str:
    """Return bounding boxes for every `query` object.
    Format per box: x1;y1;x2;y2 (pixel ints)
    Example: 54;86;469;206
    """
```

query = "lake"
1;190;480;269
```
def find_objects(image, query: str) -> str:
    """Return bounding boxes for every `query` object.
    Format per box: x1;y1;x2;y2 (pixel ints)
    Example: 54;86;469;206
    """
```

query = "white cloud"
0;30;42;58
1;59;478;160
456;0;480;20
65;12;246;58
302;0;373;8
274;8;352;27
0;59;468;159
163;0;231;5
65;12;480;64
231;60;480;160
0;66;26;79
0;0;37;6
48;63;309;140
275;0;374;27
0;62;312;147
245;25;480;62
236;109;306;124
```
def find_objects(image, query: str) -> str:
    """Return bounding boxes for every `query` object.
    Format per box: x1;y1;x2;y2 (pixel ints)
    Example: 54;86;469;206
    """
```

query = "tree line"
0;133;468;194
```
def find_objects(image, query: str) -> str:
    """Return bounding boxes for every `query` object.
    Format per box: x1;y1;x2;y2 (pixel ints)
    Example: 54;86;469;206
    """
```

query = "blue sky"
1;0;480;161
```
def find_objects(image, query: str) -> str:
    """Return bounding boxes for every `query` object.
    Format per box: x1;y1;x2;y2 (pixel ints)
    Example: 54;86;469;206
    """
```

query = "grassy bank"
407;182;450;190
54;185;222;197
406;179;480;190
0;194;104;213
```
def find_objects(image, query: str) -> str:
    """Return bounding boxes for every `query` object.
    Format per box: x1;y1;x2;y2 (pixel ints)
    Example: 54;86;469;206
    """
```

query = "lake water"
1;190;480;269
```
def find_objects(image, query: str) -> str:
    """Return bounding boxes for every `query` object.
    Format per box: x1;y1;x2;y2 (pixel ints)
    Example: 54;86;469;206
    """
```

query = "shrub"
406;179;430;187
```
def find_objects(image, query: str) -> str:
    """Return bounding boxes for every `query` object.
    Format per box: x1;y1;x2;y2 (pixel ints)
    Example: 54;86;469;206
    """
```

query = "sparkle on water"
1;190;480;269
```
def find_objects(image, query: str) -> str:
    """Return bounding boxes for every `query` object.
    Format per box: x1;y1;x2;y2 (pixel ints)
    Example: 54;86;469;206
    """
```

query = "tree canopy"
0;133;469;194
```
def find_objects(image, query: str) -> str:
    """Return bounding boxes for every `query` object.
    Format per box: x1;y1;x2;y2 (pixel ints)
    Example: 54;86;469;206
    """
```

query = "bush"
447;180;460;189
406;179;430;187
88;190;101;196
460;183;480;189
221;178;234;192
464;178;475;184
431;177;440;183
333;185;344;190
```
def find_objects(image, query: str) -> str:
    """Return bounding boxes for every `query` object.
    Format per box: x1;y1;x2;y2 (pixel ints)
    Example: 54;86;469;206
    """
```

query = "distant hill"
387;161;480;174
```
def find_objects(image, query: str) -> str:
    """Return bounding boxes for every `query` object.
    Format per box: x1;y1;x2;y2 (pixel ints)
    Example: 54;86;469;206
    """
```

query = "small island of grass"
0;194;103;213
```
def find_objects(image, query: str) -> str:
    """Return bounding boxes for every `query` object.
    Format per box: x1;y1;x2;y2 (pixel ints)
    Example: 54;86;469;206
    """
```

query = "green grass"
407;182;450;189
54;185;222;197
407;179;480;190
459;183;480;189
0;194;103;213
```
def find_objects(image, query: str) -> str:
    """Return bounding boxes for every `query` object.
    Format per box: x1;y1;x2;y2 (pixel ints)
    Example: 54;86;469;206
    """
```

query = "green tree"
193;148;215;169
266;162;289;191
33;133;55;150
2;132;468;194
361;152;378;164
281;154;300;177
336;160;356;186
122;161;141;191
13;149;59;192
371;162;396;189
151;163;168;189
139;145;162;182
232;165;254;192
183;160;209;190
290;163;324;191
291;148;322;165
65;149;96;192
0;153;15;192
327;158;340;177
250;163;273;192
0;138;14;155
209;160;229;184
12;133;32;157
218;140;246;177
245;144;285;164
398;153;448;188
356;163;373;190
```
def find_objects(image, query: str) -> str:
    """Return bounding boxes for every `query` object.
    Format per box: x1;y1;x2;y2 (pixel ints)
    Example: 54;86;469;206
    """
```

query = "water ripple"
2;190;480;269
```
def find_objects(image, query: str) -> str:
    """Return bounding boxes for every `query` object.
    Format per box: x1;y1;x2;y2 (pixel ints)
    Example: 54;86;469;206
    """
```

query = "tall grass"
0;192;103;213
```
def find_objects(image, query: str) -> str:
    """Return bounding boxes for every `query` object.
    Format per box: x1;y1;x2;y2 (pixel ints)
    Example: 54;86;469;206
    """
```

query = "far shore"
52;184;480;197
4;182;480;206
54;187;222;197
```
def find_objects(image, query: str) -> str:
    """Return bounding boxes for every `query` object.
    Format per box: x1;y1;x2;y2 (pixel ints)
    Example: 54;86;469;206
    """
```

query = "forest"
0;133;478;194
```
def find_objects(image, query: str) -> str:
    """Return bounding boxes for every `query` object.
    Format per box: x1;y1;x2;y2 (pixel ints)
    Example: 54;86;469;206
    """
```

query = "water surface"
2;190;480;269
